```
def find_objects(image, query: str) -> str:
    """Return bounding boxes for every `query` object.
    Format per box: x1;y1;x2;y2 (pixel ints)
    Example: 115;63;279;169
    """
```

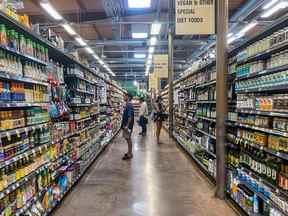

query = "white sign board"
175;0;215;35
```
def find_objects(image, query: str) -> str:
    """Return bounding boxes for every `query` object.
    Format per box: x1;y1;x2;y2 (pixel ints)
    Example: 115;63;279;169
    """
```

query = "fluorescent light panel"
261;2;288;18
151;23;161;35
149;47;155;54
62;23;76;35
75;37;87;46
134;53;146;58
238;21;258;36
132;32;148;39
40;2;63;20
128;0;151;8
85;47;94;54
150;37;157;46
263;0;278;9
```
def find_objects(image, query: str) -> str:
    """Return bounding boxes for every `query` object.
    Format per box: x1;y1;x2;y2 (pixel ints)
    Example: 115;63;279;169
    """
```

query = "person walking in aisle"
154;95;167;144
138;97;148;136
121;93;134;160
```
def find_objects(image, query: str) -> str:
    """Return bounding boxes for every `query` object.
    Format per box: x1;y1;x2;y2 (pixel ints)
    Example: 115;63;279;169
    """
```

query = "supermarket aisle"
54;125;237;216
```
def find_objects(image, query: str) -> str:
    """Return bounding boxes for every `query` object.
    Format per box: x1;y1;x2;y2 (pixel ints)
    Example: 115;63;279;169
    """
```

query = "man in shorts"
121;93;134;160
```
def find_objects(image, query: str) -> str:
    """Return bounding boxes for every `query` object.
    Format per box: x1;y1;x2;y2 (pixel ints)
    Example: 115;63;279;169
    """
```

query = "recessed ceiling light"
150;37;157;46
40;2;63;20
148;47;155;54
128;0;151;8
151;23;161;35
132;32;148;39
134;53;146;58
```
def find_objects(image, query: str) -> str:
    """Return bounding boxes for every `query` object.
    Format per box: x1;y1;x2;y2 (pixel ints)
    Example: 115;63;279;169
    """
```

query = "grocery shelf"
0;163;49;199
196;100;216;104
240;166;288;201
196;128;216;139
236;64;288;82
195;80;216;89
197;116;216;122
0;44;48;65
174;133;216;183
0;71;49;86
236;40;288;66
236;109;288;118
0;102;49;108
236;83;288;93
0;122;49;138
233;137;288;161
65;74;96;84
0;142;50;169
45;129;120;216
235;122;288;137
239;176;287;216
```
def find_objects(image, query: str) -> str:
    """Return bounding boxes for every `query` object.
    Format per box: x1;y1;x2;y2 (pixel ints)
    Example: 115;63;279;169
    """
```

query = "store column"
216;0;228;199
168;0;174;137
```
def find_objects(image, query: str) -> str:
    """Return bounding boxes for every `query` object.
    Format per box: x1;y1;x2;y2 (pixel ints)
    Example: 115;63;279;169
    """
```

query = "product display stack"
162;16;288;216
0;8;125;216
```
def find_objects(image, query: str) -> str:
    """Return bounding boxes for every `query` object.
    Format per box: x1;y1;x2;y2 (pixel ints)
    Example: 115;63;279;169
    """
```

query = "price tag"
16;130;20;138
276;152;280;157
6;132;11;141
6;104;10;107
32;126;36;131
24;128;28;135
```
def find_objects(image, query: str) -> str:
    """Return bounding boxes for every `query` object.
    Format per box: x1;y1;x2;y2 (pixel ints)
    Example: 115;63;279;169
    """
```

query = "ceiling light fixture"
75;37;87;46
128;0;151;8
61;23;76;36
149;47;155;54
93;54;100;60
132;32;148;39
238;21;258;36
85;47;94;54
133;80;138;86
261;1;288;18
151;23;161;35
134;53;146;58
263;0;279;9
40;1;63;20
150;37;157;46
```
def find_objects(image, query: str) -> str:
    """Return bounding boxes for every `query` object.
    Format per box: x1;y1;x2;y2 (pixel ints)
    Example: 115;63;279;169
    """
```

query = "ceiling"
19;0;283;81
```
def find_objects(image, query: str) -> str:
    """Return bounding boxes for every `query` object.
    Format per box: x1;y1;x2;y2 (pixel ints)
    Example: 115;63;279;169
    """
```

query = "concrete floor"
54;125;238;216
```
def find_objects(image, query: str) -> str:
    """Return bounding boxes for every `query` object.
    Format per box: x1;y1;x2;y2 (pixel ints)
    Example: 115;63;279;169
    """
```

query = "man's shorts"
122;128;132;139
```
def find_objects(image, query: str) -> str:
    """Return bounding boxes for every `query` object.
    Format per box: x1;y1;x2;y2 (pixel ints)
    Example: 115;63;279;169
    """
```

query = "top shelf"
0;11;125;93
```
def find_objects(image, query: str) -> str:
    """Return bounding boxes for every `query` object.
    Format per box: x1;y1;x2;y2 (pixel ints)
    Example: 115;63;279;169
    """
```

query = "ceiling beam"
75;0;103;39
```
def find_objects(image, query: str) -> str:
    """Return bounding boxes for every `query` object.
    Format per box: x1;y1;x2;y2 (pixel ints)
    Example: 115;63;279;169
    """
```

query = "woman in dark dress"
154;96;166;144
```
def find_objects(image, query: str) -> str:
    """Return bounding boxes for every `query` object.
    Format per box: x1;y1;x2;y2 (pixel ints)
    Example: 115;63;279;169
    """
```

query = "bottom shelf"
19;129;120;216
173;132;216;184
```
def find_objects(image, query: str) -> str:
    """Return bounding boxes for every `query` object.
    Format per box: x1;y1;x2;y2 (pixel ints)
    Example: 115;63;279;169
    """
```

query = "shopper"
138;97;148;136
121;93;134;160
154;95;167;144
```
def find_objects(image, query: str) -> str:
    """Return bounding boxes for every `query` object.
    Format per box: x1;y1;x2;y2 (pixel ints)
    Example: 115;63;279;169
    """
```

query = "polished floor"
54;125;238;216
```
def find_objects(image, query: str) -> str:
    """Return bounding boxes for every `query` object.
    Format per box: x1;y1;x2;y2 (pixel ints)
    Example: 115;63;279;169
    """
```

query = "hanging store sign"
149;73;158;91
153;54;168;78
175;0;215;35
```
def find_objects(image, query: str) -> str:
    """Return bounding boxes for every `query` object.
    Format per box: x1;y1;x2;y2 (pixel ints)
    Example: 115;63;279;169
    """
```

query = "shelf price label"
175;0;215;35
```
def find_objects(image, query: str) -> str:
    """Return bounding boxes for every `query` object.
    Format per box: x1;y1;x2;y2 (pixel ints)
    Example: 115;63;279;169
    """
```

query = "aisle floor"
54;125;238;216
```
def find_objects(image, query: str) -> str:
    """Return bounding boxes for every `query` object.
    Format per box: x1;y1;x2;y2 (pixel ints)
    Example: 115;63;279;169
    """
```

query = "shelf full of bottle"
0;102;122;215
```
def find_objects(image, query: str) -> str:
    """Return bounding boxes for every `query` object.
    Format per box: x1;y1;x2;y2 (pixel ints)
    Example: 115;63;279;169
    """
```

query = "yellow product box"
268;135;280;151
254;132;267;146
